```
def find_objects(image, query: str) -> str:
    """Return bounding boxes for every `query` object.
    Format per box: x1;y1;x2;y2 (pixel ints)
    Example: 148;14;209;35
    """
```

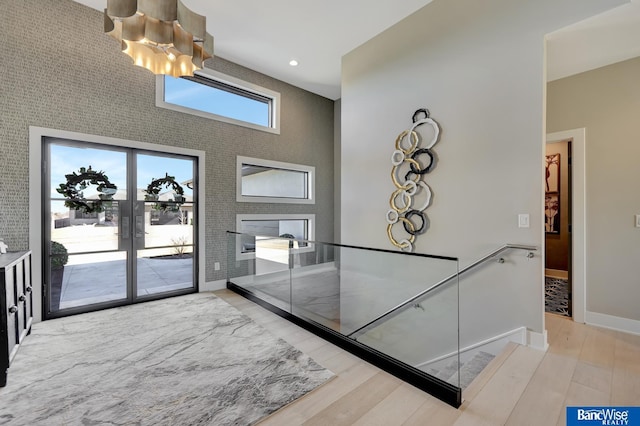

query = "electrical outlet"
518;214;530;228
214;262;220;271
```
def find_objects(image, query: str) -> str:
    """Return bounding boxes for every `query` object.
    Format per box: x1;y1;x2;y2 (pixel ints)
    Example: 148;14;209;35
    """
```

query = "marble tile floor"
245;269;446;336
238;264;457;338
0;293;334;425
245;270;342;327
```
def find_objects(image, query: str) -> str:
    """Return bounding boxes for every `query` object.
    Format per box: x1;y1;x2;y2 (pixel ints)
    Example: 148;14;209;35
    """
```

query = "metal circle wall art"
387;108;440;252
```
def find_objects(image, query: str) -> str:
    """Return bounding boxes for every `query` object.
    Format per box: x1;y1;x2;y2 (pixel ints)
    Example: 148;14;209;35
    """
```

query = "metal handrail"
347;244;537;338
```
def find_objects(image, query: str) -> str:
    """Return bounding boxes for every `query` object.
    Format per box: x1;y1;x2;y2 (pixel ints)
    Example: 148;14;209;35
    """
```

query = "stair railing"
347;244;537;339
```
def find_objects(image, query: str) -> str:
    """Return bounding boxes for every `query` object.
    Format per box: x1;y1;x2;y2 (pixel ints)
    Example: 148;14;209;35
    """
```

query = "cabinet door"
14;263;27;343
4;268;18;361
22;255;33;330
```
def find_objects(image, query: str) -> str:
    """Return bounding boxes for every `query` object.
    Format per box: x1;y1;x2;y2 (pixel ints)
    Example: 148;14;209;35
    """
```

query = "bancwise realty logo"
567;407;640;425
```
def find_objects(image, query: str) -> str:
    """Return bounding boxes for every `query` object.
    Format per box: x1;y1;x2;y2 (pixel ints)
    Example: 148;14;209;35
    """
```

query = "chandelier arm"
139;0;178;22
106;0;137;18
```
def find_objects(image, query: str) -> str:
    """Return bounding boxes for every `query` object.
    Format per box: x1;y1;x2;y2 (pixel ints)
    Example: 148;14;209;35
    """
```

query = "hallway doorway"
545;129;586;323
544;138;572;317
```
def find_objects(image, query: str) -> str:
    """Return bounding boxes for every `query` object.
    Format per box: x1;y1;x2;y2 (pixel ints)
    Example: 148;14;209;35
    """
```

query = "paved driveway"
59;257;193;309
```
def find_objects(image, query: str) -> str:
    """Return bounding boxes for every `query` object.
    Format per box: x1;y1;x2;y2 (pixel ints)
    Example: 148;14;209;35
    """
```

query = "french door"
43;138;198;319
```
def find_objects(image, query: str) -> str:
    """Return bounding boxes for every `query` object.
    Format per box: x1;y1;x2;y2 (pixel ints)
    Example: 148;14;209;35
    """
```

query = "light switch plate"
518;214;530;228
635;215;640;228
214;262;221;271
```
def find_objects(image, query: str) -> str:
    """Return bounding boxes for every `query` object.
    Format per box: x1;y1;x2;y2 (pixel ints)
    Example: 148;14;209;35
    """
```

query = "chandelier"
104;0;214;77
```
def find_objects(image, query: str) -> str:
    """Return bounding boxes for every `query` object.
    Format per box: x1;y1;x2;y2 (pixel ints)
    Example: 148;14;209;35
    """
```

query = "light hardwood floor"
214;290;640;426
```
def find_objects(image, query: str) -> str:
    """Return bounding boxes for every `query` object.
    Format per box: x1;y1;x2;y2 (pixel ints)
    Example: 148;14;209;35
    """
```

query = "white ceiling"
75;0;640;99
74;0;433;100
547;0;640;81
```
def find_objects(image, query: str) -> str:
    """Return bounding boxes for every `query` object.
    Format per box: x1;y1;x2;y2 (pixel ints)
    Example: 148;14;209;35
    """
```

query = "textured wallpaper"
0;0;335;282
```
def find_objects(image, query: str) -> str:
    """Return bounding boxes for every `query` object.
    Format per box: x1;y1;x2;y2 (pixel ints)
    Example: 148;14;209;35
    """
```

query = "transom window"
236;156;315;204
156;69;280;134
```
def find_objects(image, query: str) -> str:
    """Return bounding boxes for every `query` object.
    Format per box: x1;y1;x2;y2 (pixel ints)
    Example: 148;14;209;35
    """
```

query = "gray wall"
547;56;640;322
340;0;626;342
0;0;334;284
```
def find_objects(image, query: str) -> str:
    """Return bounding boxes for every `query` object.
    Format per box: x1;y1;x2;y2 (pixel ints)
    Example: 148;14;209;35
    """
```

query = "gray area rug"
0;293;334;425
545;277;569;317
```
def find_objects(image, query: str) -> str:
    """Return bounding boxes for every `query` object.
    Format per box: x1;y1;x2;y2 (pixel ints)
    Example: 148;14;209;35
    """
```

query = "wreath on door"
56;166;117;214
143;173;185;211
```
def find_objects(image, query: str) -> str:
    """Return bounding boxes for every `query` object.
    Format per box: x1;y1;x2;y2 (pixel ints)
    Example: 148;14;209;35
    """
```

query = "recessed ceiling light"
289;59;299;67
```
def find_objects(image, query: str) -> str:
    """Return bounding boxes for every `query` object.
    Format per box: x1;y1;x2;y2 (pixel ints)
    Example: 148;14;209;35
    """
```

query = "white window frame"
235;213;315;261
236;156;315;204
156;68;281;134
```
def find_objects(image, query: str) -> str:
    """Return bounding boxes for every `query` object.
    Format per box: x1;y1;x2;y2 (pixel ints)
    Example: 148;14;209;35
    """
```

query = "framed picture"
545;192;560;233
545;153;561;234
545;154;560;193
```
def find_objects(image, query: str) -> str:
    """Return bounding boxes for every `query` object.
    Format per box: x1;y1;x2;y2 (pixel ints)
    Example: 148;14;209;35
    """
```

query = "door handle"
135;216;144;238
122;217;130;239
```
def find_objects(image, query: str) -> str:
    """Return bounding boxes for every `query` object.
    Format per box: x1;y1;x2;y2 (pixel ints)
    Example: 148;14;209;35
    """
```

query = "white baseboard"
527;329;548;351
416;327;527;368
200;279;227;292
585;311;640;336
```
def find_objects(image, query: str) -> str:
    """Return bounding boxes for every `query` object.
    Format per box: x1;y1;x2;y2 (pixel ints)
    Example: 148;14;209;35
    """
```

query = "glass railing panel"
289;241;340;331
287;240;459;336
226;231;461;404
354;275;460;388
225;233;541;407
329;245;457;336
226;233;292;312
228;231;459;338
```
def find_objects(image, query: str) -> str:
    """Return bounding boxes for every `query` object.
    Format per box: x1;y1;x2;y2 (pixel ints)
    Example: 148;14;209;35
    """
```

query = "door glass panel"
48;142;128;315
55;252;128;310
50;144;128;200
136;154;195;296
51;200;120;253
137;249;194;296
